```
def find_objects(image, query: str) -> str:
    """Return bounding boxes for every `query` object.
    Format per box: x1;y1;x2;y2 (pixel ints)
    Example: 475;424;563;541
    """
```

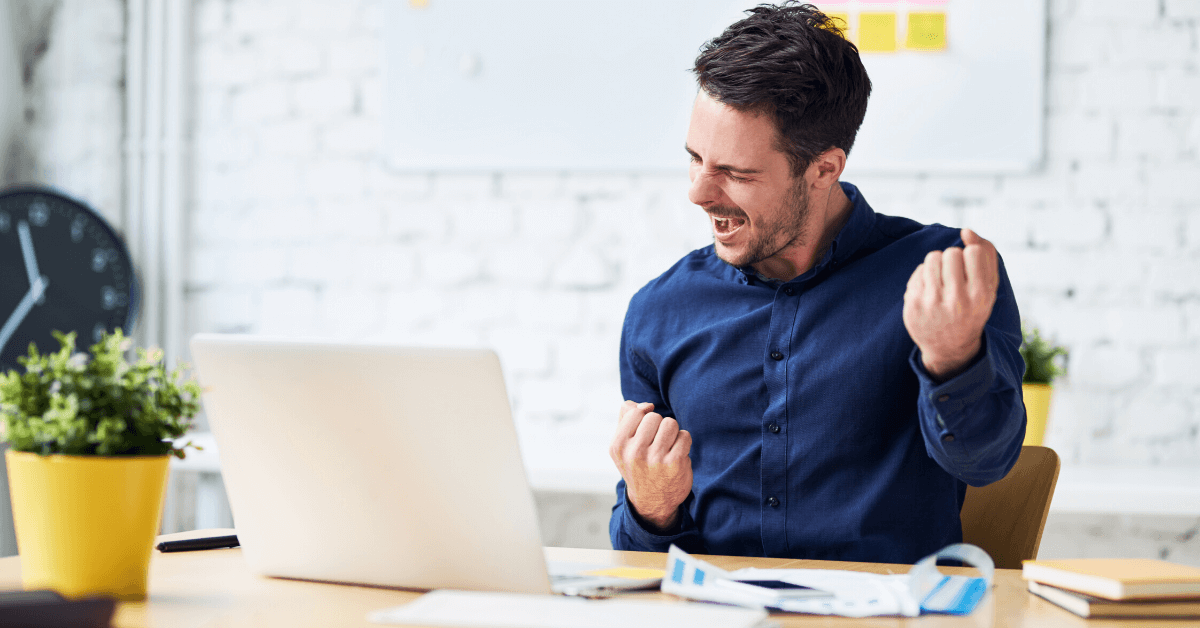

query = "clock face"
0;188;139;372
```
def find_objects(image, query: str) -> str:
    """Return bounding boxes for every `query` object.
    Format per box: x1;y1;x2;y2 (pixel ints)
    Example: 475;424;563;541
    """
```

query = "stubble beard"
712;182;811;269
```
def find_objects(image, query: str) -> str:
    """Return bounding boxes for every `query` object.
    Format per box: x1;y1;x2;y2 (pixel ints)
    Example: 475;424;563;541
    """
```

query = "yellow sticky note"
858;13;897;53
906;12;947;51
582;567;666;579
409;0;428;8
826;12;851;39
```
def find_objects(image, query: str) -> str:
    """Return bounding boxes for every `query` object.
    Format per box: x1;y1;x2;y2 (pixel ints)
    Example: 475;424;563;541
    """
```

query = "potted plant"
0;329;200;600
1020;325;1068;447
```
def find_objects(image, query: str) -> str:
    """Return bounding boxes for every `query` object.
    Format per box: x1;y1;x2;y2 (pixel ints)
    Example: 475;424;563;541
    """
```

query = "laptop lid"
189;334;552;594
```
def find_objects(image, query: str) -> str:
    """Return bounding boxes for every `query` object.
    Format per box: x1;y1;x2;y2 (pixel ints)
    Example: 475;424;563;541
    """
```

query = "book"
1028;581;1200;618
1022;558;1200;600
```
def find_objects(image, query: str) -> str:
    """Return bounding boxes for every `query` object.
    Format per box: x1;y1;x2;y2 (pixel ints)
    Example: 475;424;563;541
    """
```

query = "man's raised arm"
903;228;1026;486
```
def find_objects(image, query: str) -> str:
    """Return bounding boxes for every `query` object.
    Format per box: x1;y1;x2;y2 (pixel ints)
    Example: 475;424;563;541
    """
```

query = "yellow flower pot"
5;450;170;600
1022;383;1053;447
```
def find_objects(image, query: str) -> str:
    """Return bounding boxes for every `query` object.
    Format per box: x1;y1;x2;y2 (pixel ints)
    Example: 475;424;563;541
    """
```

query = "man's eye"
726;172;748;182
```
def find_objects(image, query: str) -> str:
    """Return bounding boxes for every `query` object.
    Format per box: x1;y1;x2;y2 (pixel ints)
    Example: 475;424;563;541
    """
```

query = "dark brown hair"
694;2;872;175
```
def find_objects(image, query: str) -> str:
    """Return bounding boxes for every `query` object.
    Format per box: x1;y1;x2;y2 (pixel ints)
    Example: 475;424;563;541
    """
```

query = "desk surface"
0;530;1192;628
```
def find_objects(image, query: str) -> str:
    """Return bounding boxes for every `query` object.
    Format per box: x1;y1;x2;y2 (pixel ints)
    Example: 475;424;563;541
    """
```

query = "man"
608;2;1025;564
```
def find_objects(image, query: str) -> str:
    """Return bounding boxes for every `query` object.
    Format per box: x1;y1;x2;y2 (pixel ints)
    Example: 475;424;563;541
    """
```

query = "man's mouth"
710;213;747;237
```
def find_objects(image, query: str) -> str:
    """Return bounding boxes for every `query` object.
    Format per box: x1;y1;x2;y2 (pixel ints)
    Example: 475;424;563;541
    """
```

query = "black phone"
0;589;116;628
731;579;833;599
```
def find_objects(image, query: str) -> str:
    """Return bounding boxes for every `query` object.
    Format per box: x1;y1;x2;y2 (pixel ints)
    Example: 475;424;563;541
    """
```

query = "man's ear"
806;147;847;190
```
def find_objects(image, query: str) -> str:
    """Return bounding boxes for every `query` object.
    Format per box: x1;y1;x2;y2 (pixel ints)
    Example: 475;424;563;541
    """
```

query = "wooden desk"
0;530;1192;628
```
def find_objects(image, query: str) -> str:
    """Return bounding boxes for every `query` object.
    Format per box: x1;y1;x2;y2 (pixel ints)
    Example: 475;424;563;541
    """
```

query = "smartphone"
718;578;834;600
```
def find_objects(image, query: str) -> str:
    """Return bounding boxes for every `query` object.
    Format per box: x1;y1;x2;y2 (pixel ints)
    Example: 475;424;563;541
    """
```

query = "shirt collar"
827;181;876;268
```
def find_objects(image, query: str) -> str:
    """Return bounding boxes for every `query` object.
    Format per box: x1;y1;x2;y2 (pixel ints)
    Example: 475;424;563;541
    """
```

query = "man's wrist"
921;339;983;382
629;501;682;535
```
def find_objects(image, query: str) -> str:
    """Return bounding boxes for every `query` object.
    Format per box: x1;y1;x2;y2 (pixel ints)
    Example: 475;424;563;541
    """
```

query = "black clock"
0;186;139;371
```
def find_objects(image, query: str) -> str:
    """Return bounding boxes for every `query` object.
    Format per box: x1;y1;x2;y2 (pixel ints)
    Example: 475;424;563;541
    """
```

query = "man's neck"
752;182;854;282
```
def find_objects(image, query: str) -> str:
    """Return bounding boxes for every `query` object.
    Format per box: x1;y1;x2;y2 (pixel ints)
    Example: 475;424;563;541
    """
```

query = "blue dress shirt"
610;182;1026;564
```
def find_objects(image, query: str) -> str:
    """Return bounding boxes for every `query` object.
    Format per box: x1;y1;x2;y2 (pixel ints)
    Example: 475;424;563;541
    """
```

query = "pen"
156;534;240;553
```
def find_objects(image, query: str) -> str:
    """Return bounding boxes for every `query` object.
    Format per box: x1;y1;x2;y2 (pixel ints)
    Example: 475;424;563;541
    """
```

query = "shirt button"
783;287;795;296
942;434;956;443
770;351;784;361
768;423;780;434
766;497;780;507
937;394;950;402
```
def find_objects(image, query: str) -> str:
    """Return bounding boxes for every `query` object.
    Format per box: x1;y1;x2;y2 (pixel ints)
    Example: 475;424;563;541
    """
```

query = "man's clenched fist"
903;228;1000;382
609;400;693;532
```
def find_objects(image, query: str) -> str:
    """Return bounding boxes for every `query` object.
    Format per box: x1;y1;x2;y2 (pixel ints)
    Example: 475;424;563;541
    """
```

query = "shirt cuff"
620;494;696;549
909;334;997;430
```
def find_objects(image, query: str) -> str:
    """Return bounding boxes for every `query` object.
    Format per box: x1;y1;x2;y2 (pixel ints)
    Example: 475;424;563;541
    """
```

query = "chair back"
960;445;1060;570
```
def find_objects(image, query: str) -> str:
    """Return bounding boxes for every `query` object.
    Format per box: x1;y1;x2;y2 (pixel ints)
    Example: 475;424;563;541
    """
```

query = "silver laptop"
189;334;659;596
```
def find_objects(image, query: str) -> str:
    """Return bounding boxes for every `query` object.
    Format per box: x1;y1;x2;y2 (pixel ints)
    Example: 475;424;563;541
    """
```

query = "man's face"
686;92;809;270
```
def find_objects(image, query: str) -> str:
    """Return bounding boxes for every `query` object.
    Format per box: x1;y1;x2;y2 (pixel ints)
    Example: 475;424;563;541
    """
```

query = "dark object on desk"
731;579;833;600
157;534;240;552
0;589;116;627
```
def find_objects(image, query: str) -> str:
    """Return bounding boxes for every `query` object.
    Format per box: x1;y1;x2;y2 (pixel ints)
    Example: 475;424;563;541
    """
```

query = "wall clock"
0;186;139;371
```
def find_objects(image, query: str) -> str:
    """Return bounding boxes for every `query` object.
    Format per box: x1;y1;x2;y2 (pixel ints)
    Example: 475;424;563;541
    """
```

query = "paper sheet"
906;12;948;51
662;543;994;618
858;12;898;52
367;589;773;628
827;12;850;38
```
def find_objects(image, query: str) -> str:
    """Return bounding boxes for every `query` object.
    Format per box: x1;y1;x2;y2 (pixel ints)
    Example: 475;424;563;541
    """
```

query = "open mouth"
710;214;747;238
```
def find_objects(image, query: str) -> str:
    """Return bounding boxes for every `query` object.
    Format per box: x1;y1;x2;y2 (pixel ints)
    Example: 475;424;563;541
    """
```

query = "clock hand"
16;220;47;307
0;278;48;359
16;221;44;305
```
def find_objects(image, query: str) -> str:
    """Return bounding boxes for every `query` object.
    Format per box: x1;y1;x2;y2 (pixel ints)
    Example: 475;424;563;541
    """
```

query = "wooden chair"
960;445;1061;570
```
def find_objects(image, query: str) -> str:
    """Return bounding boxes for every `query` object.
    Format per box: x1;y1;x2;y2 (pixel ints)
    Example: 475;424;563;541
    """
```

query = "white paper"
661;543;994;618
367;589;773;628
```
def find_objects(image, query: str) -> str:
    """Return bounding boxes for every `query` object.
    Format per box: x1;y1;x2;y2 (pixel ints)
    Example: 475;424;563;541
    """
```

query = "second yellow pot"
5;450;170;600
1022;383;1053;446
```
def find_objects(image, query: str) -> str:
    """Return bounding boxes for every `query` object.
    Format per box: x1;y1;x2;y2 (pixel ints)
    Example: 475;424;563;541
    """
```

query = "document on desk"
662;543;994;618
367;589;772;628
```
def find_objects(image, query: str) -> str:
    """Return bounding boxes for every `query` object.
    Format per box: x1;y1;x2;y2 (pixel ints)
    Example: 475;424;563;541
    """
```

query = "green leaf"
1020;324;1069;385
0;329;202;457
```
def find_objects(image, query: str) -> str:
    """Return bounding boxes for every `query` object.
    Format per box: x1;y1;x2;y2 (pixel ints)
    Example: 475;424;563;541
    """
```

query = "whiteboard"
383;0;1045;173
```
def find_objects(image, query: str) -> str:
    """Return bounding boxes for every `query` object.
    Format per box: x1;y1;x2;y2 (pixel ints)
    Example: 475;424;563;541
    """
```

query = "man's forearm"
912;326;1026;486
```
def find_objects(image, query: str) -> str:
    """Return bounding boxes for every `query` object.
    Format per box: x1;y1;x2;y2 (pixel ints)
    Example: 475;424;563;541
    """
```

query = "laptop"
189;334;660;596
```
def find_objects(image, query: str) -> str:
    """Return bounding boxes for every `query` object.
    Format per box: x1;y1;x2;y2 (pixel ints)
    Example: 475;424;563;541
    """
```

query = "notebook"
1028;580;1200;618
189;335;659;596
1022;558;1200;601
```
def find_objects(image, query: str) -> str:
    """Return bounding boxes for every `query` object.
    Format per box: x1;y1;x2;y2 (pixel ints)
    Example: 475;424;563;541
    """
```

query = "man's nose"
688;170;719;208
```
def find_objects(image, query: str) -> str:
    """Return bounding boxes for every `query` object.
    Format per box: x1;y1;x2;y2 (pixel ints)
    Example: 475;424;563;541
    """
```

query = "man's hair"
693;2;872;175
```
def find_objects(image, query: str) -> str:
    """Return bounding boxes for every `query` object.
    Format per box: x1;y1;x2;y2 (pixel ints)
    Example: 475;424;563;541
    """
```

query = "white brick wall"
185;0;1200;473
1;0;1195;560
5;0;125;226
